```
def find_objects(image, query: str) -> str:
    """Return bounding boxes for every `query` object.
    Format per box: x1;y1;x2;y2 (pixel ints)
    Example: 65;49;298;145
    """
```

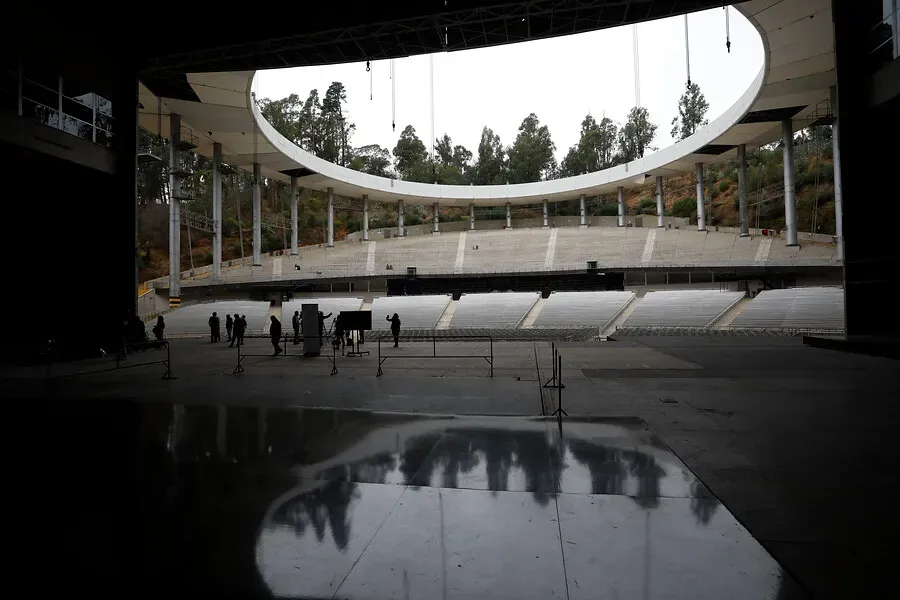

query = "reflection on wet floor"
125;404;807;598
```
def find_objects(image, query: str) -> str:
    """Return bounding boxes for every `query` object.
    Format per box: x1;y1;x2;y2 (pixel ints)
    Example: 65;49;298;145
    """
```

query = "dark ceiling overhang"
140;1;738;74
738;106;807;124
281;168;318;178
694;144;735;155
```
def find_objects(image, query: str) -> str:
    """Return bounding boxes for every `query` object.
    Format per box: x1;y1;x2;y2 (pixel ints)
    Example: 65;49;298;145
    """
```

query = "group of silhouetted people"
200;309;401;353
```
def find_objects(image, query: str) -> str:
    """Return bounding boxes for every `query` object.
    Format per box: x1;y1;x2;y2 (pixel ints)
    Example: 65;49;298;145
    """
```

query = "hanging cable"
369;61;373;100
391;59;396;132
724;6;731;53
430;54;435;164
632;24;641;107
684;14;691;86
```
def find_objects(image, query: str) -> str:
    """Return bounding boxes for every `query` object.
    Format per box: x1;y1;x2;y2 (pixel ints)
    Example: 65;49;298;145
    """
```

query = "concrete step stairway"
600;294;641;337
519;297;547;329
715;296;752;329
434;300;458;330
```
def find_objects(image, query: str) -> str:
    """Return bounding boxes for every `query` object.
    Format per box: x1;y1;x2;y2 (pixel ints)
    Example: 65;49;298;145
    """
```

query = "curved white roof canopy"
138;0;835;207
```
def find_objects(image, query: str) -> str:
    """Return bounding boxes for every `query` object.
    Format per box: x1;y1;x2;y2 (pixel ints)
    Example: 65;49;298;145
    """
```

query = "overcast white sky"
255;7;763;163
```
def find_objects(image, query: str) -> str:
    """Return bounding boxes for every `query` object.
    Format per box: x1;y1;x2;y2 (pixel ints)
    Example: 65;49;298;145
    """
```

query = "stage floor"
129;405;805;599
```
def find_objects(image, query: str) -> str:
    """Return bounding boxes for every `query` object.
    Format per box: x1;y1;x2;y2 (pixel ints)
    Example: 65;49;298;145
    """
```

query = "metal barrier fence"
46;339;176;380
376;334;493;377
231;332;343;375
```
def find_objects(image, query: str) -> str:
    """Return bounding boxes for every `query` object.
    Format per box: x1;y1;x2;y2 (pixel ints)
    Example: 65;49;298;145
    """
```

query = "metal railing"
376;334;493;377
44;338;175;380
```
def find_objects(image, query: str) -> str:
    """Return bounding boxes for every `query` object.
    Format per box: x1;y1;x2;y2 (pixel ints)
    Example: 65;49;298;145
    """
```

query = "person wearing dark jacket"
152;315;165;341
231;314;245;347
386;313;401;347
317;311;332;346
225;313;234;342
291;310;301;345
208;312;221;343
270;315;283;355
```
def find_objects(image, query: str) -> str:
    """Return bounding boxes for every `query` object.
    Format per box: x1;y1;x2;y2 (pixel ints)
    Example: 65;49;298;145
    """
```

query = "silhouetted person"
334;314;345;354
208;312;221;343
239;315;247;346
292;310;301;344
228;313;240;347
387;313;401;347
225;313;233;342
232;314;246;347
152;315;165;341
270;315;283;356
318;311;332;346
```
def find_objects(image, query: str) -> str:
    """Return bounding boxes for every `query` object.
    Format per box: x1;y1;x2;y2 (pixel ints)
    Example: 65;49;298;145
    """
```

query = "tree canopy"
670;82;710;140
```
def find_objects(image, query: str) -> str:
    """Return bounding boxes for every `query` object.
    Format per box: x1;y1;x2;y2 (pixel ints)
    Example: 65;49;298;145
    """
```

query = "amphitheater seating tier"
370;295;452;330
451;292;540;328
532;291;635;329
623;290;745;327
730;287;845;330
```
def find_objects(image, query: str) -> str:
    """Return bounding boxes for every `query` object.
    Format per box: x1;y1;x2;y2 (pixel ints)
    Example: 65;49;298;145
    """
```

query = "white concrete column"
505;202;512;228
362;195;369;241
695;162;706;231
168;113;181;300
433;201;439;233
782;119;799;246
290;176;299;255
737;144;749;237
542;199;549;228
617;186;625;227
579;194;587;227
252;162;262;265
830;86;843;260
326;187;334;247
212;143;223;279
656;176;664;228
469;203;475;230
397;199;404;236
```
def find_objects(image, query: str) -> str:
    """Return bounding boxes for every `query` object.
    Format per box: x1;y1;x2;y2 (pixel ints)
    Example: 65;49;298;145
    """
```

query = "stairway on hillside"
435;300;458;330
714;296;752;329
519;297;546;329
600;295;640;337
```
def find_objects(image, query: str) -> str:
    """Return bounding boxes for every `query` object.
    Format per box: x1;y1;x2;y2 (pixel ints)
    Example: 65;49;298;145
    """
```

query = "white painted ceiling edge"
139;0;834;207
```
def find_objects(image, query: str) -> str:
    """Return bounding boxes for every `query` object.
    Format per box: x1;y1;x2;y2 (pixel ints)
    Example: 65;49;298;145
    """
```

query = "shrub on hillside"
718;181;730;193
596;203;618;216
671;197;696;218
637;198;656;215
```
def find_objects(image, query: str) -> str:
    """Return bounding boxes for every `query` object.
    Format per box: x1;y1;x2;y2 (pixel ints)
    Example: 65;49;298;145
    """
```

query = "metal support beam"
397;199;404;236
327;187;334;247
830;86;844;260
656;176;664;228
543;199;549;228
469;202;475;230
433;201;439;233
579;194;586;226
695;162;706;231
505;201;512;228
212;143;223;279
737;144;749;236
782;119;799;246
252;162;262;265
617;186;625;227
362;194;369;241
290;176;299;255
168;113;181;301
